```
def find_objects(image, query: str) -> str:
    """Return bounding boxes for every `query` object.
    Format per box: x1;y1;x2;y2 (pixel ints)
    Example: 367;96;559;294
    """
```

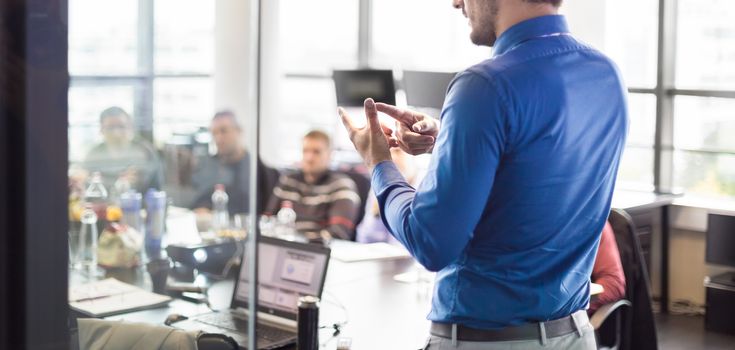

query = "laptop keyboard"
195;312;295;342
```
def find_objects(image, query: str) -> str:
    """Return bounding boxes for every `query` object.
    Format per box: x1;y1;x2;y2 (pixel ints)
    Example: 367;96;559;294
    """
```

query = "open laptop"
174;236;331;349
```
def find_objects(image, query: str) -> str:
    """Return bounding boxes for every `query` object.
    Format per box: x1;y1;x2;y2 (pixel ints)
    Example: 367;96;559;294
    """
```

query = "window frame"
654;0;735;196
68;0;214;148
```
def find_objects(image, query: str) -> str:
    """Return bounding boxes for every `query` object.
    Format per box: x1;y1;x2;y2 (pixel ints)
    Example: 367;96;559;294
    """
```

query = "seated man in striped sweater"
265;130;361;242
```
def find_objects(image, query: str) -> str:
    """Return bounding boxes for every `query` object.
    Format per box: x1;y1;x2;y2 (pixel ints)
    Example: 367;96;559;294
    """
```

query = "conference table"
100;253;431;349
93;239;604;350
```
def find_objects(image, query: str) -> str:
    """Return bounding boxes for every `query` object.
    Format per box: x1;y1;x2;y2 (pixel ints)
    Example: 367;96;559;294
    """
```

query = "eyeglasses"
102;124;131;131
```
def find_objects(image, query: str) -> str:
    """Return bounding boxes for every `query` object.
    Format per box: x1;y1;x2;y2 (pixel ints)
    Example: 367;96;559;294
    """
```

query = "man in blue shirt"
339;0;627;348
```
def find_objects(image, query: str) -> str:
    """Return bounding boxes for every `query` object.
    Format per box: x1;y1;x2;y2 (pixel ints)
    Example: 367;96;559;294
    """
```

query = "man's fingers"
380;122;393;137
412;119;438;134
364;98;382;134
338;107;357;136
403;132;435;146
375;102;414;125
397;126;435;145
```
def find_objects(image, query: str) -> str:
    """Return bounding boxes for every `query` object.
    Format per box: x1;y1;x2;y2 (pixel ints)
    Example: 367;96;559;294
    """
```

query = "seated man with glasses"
82;106;163;194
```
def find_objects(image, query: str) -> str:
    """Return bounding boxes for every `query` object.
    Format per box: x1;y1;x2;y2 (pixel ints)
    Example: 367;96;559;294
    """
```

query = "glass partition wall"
67;0;261;347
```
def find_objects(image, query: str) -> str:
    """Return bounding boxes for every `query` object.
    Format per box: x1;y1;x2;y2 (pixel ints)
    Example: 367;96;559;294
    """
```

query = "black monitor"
706;213;735;268
333;69;396;107
403;70;456;111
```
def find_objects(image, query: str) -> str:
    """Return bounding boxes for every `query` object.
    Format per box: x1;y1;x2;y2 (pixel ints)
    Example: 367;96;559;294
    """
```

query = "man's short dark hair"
99;106;131;124
525;0;563;6
212;110;241;129
304;130;331;149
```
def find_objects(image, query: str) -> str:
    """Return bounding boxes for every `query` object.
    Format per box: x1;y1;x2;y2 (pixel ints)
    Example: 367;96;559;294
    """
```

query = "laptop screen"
233;237;330;320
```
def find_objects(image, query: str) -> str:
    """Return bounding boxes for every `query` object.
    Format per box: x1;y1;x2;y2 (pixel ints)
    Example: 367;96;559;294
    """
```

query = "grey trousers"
422;312;596;350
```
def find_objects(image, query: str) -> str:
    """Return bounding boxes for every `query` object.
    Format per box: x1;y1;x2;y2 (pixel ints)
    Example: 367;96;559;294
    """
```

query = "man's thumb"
413;119;435;134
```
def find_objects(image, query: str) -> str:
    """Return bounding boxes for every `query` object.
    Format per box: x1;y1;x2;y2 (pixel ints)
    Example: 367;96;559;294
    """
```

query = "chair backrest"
339;167;371;239
606;209;659;350
257;161;280;215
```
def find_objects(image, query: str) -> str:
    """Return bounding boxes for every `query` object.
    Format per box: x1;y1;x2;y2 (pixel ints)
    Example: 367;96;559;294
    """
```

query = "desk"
102;259;612;349
612;190;679;313
102;258;430;349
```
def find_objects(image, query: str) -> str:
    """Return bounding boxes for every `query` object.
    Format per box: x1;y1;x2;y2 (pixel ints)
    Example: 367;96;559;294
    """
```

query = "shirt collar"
492;15;569;57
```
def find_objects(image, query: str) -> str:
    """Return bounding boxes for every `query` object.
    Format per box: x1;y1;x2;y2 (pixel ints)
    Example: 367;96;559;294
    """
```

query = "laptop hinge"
232;307;298;330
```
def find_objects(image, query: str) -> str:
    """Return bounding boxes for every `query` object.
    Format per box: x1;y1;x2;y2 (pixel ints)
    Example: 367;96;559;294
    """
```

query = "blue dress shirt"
372;15;628;329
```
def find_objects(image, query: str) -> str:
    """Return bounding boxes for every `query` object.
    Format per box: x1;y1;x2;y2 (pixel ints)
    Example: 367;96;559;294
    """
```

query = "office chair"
337;165;371;240
603;208;659;350
590;299;632;350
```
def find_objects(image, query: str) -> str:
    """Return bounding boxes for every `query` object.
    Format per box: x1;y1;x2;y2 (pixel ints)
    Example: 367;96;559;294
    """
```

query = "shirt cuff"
371;160;407;195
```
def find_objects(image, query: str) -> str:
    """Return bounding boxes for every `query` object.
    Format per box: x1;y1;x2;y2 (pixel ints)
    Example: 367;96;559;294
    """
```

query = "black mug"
146;258;171;294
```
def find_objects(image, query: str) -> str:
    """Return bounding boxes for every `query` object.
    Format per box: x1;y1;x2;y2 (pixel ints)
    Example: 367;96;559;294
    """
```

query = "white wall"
214;0;252;123
561;0;608;49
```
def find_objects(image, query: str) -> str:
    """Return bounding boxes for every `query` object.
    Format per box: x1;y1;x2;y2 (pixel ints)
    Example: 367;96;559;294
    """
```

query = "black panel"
705;277;735;335
0;0;69;348
333;69;396;107
706;214;735;268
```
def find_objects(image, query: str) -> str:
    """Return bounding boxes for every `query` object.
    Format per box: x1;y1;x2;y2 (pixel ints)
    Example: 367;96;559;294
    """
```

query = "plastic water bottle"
144;189;167;260
276;201;297;239
77;204;99;276
84;172;108;220
120;190;143;232
211;184;230;231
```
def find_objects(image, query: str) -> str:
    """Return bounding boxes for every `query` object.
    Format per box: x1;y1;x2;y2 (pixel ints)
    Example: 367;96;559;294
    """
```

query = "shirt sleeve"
590;222;627;311
324;178;360;240
373;71;508;271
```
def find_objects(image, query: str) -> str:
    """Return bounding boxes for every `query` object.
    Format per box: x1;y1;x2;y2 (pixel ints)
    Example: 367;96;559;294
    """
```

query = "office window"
674;152;735;197
371;0;490;71
68;0;138;76
269;0;359;165
279;0;359;74
675;0;735;90
668;0;735;198
69;0;215;152
673;96;735;196
153;78;214;143
617;93;657;189
154;0;215;75
603;0;659;88
627;94;658;147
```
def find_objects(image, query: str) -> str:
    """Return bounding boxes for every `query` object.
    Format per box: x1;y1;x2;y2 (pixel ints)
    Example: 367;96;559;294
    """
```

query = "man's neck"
303;170;327;184
106;141;131;152
220;148;246;164
495;2;559;39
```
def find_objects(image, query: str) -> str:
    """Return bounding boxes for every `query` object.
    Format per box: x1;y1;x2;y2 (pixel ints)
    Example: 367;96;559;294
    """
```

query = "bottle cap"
281;201;293;208
298;295;320;308
215;184;225;191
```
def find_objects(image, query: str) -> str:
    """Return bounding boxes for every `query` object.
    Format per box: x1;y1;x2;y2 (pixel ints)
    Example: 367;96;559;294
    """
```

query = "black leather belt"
430;311;586;342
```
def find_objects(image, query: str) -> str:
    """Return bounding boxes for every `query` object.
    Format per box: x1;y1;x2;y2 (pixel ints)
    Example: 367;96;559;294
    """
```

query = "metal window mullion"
358;0;372;68
669;89;735;99
136;0;155;142
246;0;262;349
654;0;678;194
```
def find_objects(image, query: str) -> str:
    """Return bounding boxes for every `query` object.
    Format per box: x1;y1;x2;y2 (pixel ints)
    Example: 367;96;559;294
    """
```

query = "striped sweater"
265;170;360;240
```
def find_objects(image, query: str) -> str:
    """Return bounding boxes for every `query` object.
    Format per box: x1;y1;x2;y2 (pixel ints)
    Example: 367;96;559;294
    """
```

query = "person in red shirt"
589;222;627;313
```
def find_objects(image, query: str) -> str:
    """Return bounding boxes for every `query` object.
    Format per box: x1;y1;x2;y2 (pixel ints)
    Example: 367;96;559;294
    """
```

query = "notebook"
69;278;172;317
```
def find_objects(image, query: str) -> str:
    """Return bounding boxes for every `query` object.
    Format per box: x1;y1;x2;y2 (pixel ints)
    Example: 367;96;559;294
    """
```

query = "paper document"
69;278;171;317
330;241;411;263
